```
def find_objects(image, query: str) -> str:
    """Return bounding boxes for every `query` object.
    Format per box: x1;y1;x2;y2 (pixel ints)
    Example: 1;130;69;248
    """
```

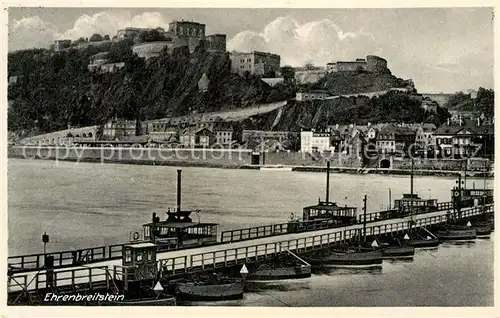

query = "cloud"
57;11;172;40
9;11;172;51
8;16;60;51
227;16;379;67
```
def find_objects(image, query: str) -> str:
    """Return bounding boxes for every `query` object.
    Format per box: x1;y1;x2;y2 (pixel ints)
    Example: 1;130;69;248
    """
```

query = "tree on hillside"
304;62;316;70
135;29;167;44
89;34;104;42
280;65;295;85
107;38;134;62
72;37;86;46
475;87;494;117
103;35;110;41
444;91;469;109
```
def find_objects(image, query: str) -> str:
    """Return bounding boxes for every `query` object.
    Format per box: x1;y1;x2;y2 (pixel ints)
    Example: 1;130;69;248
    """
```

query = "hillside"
442;88;494;116
7;41;285;135
242;91;450;131
8;40;455;137
312;70;413;95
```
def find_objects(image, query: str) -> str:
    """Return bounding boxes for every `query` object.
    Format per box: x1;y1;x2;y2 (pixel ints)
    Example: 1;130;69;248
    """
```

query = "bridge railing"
220;219;341;243
358;201;458;223
8;244;124;273
164;204;493;273
7;200;492;275
8;266;112;293
8;204;493;293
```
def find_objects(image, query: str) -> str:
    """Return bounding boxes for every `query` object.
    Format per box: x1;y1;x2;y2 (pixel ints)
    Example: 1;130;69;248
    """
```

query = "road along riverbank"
8;146;493;178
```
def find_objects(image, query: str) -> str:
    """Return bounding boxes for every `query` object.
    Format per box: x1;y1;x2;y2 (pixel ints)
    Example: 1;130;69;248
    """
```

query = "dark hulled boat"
246;263;312;281
138;170;219;251
287;162;358;234
380;244;415;257
294;162;383;268
305;248;383;267
407;233;440;248
371;237;415;258
175;279;244;301
435;225;477;240
474;222;492;236
400;228;440;248
245;249;312;281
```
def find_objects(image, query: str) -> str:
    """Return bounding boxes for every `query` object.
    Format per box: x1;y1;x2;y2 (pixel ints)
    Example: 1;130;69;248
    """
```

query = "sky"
7;7;495;93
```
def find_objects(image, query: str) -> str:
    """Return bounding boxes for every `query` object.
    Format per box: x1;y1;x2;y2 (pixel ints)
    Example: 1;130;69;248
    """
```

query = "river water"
7;159;494;306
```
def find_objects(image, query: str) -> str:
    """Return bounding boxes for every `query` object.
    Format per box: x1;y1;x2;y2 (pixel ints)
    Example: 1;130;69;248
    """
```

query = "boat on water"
379;244;415;258
174;274;244;301
245;250;312;281
371;237;415;258
393;227;440;248
134;170;220;252
406;232;440;248
246;263;311;281
287;161;358;234
474;222;492;236
304;247;383;267
435;225;477;240
111;242;179;305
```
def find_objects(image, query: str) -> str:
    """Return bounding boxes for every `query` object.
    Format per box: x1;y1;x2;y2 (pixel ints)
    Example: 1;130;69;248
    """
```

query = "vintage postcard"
1;0;497;317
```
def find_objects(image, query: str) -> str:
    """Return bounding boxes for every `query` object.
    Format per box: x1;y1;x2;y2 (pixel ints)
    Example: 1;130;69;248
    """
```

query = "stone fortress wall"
366;55;389;73
327;55;390;74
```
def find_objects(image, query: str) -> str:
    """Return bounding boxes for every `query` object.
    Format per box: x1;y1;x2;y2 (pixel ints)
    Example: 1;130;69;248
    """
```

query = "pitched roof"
421;123;437;132
379;124;415;136
434;125;464;135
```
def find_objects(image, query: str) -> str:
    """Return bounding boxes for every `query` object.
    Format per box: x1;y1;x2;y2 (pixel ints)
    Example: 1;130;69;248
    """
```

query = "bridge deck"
8;204;492;293
9;202;458;272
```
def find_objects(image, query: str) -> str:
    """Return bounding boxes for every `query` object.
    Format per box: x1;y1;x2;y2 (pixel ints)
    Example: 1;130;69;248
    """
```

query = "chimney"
447;118;450;126
477;118;480;127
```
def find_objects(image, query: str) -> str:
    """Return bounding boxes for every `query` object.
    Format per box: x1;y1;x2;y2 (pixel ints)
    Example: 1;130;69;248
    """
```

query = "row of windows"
125;249;153;263
177;27;204;36
377;141;395;146
239;58;252;63
298;94;328;100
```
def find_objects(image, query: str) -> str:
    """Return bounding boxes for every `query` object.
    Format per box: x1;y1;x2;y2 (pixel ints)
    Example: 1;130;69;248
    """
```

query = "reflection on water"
315;266;383;276
384;257;414;264
246;280;311;292
440;240;476;247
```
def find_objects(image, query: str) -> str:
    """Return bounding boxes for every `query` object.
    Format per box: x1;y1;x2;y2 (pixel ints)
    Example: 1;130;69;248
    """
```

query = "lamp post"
42;232;49;254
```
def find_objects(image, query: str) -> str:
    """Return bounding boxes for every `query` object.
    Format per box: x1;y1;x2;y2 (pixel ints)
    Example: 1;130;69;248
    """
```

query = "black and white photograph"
3;1;497;313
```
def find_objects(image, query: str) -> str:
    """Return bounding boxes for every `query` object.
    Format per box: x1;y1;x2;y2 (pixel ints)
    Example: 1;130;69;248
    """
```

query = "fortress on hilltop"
326;55;390;74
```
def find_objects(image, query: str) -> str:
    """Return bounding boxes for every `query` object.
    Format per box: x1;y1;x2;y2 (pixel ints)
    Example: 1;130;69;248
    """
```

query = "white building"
296;90;330;101
300;130;332;153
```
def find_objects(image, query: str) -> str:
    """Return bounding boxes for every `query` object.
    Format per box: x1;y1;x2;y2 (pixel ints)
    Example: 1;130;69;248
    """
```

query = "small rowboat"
176;281;244;301
246;264;311;281
305;249;383;267
435;227;476;240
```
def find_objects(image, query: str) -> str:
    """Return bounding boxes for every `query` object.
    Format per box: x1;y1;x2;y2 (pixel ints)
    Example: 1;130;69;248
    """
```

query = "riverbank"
8;153;493;178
